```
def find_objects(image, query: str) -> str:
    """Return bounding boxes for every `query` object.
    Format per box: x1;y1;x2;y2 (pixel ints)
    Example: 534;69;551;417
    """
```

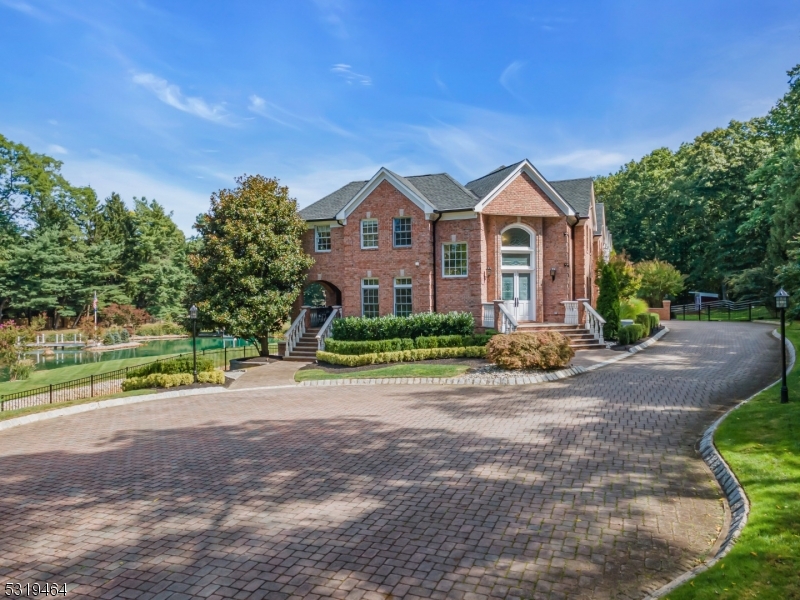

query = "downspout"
431;212;442;312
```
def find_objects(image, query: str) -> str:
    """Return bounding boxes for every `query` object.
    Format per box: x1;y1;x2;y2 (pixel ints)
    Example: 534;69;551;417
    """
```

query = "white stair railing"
482;303;495;328
316;306;342;351
285;309;307;357
496;302;518;333
582;302;606;345
561;301;579;325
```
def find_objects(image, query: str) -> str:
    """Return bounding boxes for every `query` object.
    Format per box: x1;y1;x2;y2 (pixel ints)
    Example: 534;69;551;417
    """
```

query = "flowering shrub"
486;331;573;370
0;321;35;380
101;304;152;328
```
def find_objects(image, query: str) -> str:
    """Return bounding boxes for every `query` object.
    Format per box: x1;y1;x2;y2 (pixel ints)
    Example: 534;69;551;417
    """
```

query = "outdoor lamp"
189;305;198;383
775;288;789;404
550;267;557;281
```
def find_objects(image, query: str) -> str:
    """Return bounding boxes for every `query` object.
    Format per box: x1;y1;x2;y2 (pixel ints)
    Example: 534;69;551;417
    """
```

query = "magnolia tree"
190;175;313;356
0;321;34;380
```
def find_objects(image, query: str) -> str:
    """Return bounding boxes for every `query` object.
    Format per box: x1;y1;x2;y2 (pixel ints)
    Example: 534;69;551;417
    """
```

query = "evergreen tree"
596;262;621;341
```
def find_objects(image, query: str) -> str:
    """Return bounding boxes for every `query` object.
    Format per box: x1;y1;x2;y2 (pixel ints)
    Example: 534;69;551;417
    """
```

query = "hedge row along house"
286;159;612;360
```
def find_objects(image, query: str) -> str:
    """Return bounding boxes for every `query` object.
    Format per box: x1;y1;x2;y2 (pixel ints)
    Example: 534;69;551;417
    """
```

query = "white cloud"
499;60;526;95
331;64;372;86
47;144;68;155
0;0;49;20
537;149;628;171
132;72;229;123
312;0;348;38
248;94;354;137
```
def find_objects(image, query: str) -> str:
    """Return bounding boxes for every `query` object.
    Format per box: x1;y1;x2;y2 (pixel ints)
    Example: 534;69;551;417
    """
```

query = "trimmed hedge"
331;312;474;341
634;313;651;337
648;313;660;328
122;370;224;391
324;338;414;355
415;334;493;349
618;324;645;345
317;346;487;367
127;356;215;378
486;331;573;370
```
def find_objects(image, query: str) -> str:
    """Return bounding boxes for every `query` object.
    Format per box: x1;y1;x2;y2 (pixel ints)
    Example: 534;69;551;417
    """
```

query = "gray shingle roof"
298;180;367;220
464;162;525;200
298;165;596;220
549;177;593;217
594;203;605;236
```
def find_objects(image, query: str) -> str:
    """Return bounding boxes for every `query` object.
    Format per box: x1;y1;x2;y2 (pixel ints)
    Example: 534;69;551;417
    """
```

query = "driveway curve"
0;321;781;600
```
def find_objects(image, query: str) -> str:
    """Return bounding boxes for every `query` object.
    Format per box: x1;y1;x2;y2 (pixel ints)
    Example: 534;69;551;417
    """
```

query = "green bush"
135;322;187;336
316;345;487;367
618;324;645;346
324;338;414;355
648;313;660;329
485;331;574;370
634;314;651;337
119;328;130;343
620;297;649;320
331;311;474;341
127;356;215;378
122;370;224;390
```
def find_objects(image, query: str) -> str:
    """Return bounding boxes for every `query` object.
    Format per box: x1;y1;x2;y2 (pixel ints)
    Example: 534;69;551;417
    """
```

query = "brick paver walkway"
0;322;781;599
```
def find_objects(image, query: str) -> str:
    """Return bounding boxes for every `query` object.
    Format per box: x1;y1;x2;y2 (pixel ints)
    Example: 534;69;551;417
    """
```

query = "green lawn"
0;388;157;422
294;363;472;382
0;355;176;396
667;323;800;599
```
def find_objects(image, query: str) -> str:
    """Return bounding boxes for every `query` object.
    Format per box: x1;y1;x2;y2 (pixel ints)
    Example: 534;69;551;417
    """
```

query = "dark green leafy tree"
596;262;621;341
635;260;686;307
190;174;314;355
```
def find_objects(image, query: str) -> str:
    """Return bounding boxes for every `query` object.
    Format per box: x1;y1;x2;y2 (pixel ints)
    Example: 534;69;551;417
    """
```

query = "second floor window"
442;242;468;277
314;225;331;252
361;219;378;249
393;217;411;247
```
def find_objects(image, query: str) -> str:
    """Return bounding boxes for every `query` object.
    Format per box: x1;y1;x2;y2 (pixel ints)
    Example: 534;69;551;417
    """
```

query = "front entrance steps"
515;322;606;350
285;327;319;361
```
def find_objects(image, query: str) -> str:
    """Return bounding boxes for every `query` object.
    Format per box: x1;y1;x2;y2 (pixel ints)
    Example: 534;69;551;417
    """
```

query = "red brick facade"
299;172;604;326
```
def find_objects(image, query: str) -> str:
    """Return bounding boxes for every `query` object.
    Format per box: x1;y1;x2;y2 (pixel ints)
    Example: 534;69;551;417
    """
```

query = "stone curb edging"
644;328;796;599
299;327;670;387
0;327;670;432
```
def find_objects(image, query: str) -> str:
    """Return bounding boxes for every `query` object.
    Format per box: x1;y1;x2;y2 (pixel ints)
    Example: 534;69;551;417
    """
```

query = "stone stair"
284;327;320;361
515;323;606;350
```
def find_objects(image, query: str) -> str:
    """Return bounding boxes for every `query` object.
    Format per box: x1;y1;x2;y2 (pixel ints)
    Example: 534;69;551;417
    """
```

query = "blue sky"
1;0;799;232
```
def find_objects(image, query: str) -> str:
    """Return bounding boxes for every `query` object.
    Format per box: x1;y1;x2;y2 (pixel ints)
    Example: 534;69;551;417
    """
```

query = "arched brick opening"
302;280;342;307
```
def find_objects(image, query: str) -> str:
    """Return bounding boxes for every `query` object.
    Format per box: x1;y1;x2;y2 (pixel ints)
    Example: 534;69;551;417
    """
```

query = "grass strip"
0;388;157;422
295;363;471;382
666;323;800;599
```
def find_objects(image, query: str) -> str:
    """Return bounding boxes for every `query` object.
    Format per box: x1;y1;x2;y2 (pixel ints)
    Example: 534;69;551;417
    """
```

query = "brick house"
286;159;612;358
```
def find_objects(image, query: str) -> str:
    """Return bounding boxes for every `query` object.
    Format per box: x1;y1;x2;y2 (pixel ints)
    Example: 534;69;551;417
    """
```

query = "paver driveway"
0;322;781;600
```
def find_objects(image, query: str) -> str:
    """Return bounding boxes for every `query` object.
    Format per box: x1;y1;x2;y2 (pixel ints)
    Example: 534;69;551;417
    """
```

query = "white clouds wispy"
499;60;526;96
0;0;49;20
537;149;627;171
47;144;68;155
132;72;229;123
248;94;353;137
312;0;348;38
331;64;372;86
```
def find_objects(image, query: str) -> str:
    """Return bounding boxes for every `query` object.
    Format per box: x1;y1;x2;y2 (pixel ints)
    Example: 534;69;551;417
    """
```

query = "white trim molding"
336;167;436;220
473;159;577;217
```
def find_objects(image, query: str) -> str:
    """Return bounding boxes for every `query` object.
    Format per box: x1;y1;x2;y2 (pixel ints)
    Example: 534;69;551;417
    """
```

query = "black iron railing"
309;306;333;328
670;300;770;322
0;339;277;413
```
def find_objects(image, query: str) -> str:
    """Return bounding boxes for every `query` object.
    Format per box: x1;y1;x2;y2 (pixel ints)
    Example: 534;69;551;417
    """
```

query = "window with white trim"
361;219;378;249
361;278;379;317
442;242;468;277
394;278;412;317
314;225;331;252
393;217;411;247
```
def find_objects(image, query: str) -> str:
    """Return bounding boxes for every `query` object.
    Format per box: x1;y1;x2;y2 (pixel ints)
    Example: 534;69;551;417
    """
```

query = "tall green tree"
190;174;313;355
596;262;621;340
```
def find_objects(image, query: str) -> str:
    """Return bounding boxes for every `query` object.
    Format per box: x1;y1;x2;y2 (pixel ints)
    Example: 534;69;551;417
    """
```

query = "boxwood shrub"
324;338;414;355
122;370;224;391
617;324;645;346
331;311;474;341
127;356;215;378
648;313;660;329
634;313;651;337
317;346;487;367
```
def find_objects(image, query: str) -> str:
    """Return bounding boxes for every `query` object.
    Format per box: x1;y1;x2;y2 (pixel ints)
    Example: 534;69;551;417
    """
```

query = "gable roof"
549;177;594;218
594;202;605;236
298;162;594;221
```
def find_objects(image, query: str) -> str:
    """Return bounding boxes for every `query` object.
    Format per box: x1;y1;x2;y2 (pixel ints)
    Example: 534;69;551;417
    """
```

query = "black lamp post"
775;288;789;404
189;304;198;383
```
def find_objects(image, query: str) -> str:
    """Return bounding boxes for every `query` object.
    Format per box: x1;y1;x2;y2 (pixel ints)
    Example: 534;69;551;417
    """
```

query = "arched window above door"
501;227;531;248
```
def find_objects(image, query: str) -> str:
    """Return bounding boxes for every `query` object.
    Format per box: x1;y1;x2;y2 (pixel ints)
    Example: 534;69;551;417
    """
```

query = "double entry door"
502;271;534;321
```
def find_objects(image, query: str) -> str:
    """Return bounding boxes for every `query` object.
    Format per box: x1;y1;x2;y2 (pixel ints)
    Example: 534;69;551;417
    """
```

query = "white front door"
502;272;534;322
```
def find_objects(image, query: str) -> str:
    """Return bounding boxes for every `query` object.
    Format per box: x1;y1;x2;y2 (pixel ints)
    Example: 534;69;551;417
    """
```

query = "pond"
21;336;250;374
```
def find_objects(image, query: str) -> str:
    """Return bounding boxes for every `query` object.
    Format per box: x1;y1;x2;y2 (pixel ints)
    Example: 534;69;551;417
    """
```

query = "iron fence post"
707;305;711;321
91;374;94;397
749;303;752;321
49;384;53;404
728;305;731;321
224;345;227;371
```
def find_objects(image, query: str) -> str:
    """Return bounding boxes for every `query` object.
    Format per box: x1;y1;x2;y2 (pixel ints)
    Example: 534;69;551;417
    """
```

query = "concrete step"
284;356;315;362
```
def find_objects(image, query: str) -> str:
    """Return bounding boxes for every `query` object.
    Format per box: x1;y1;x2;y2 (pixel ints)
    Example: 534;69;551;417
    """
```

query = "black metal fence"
0;341;273;413
670;300;771;322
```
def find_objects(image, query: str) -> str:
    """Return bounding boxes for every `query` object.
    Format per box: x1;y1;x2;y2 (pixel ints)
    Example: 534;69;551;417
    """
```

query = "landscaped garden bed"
121;356;224;391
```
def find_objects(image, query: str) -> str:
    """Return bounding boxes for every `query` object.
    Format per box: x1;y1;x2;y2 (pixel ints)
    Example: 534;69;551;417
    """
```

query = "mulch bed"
299;357;490;375
608;325;665;352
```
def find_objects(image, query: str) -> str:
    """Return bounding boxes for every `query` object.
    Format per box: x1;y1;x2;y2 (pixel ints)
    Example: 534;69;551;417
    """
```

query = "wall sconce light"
486;267;492;276
550;267;557;281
